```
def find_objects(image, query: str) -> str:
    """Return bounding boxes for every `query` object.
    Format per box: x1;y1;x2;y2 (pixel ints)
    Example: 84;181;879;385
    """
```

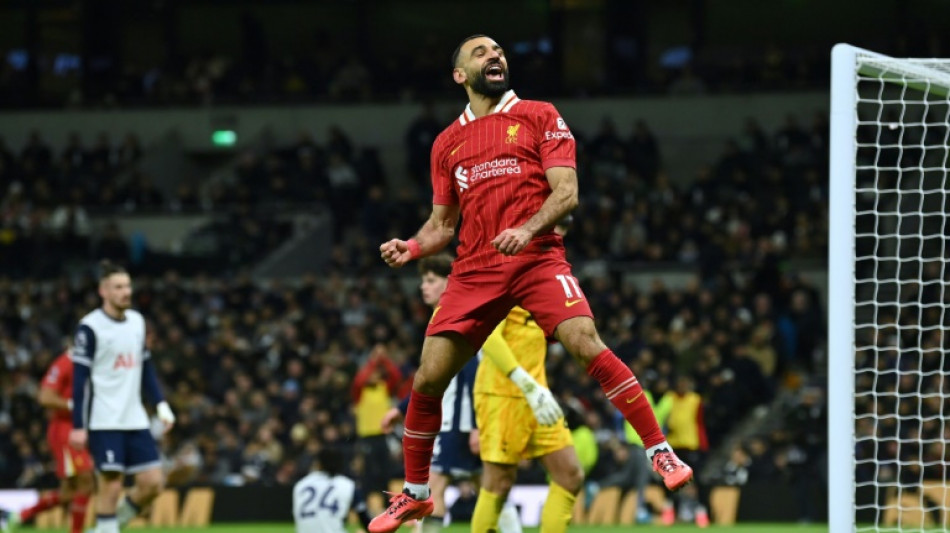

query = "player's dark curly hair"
451;33;490;68
98;259;127;281
417;253;454;278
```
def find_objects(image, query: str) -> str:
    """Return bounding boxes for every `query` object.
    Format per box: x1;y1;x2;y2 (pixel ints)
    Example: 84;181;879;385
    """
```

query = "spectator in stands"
351;343;402;491
657;376;708;526
94;221;131;264
668;65;708;96
20;132;52;171
117;133;143;168
329;56;372;102
48;196;91;252
721;445;750;487
405;102;444;189
626;119;660;181
123;172;164;210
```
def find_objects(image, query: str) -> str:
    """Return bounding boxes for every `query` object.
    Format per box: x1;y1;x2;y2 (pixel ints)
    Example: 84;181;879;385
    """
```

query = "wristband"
67;399;73;411
407;239;422;259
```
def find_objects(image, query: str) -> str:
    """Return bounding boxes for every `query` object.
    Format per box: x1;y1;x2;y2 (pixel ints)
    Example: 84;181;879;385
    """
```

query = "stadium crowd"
0;109;834;522
0;35;842;110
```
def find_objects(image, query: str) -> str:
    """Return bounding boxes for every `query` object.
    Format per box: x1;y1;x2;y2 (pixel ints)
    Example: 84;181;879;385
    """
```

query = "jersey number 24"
299;485;339;517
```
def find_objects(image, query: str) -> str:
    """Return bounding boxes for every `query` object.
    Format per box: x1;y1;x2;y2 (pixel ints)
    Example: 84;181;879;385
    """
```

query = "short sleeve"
42;358;65;390
72;324;96;367
430;136;459;206
537;104;576;170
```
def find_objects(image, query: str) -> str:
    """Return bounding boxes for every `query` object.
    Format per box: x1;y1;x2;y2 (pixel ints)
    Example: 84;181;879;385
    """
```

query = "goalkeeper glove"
509;367;563;426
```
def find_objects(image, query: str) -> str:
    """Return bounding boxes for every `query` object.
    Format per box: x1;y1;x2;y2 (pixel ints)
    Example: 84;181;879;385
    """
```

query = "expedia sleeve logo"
545;117;574;140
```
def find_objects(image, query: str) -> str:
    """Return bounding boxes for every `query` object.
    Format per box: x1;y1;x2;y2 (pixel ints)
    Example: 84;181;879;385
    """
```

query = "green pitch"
31;524;832;532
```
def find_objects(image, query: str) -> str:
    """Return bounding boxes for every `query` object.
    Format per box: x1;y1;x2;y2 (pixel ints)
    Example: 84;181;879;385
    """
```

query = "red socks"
20;490;62;522
402;390;442;485
586;349;665;448
70;493;90;533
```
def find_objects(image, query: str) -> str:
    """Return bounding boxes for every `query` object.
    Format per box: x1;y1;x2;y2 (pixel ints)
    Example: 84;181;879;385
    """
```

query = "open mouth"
484;63;505;82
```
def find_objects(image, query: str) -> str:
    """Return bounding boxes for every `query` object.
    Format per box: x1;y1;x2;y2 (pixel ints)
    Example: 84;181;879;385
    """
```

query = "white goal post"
830;44;950;533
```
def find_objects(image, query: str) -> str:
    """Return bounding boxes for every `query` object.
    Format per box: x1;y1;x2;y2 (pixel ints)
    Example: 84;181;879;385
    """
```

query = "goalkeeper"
471;218;583;533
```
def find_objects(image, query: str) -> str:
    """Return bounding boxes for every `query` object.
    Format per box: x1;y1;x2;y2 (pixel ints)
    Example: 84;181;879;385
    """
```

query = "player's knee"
557;323;604;364
486;474;514;496
100;477;124;499
137;470;164;499
560;464;585;494
412;370;450;396
550;461;584;495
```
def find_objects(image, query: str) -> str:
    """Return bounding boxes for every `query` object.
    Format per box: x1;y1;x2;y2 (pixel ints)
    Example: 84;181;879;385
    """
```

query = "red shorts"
48;421;94;479
426;253;594;348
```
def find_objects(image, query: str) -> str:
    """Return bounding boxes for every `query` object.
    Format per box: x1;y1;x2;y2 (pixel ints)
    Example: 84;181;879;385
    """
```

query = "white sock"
645;442;672;460
116;496;140;526
95;515;119;533
421;516;443;533
498;502;523;533
403;482;430;500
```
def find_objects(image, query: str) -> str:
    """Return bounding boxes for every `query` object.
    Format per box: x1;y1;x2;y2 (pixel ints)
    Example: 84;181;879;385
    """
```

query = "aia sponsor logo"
113;353;136;370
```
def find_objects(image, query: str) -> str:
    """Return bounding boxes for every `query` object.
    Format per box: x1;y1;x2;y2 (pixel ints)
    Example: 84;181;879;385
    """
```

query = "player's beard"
470;63;510;98
111;295;132;311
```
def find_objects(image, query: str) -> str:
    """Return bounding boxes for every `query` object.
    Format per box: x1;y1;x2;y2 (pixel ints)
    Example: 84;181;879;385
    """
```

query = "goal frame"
828;42;859;533
829;42;950;533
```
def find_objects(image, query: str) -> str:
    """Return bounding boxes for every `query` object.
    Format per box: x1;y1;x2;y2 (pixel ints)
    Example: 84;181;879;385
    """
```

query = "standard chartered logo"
455;158;522;193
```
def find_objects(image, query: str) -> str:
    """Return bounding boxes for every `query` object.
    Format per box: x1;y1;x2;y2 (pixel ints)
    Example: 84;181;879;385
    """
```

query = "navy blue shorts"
88;429;161;474
431;430;481;479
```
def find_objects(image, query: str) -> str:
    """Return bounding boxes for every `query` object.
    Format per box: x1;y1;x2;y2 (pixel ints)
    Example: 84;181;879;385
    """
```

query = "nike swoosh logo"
450;141;466;155
395;508;420;520
565;299;584;307
626;391;644;404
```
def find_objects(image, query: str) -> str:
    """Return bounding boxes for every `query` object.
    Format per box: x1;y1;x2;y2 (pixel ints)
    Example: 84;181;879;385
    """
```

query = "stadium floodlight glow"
211;130;237;147
830;43;950;533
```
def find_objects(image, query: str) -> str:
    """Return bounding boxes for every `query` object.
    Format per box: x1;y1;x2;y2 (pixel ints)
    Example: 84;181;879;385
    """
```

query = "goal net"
830;44;950;533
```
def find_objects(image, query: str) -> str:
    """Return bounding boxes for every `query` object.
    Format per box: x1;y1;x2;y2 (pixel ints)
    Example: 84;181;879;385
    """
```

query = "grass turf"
30;524;833;532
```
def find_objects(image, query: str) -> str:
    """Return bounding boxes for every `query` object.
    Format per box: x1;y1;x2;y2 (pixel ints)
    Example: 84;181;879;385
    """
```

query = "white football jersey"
293;471;355;533
72;308;149;430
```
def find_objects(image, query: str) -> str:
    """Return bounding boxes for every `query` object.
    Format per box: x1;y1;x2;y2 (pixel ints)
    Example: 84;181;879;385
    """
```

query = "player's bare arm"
380;203;460;267
37;386;71;411
69;428;88;449
492;166;578;256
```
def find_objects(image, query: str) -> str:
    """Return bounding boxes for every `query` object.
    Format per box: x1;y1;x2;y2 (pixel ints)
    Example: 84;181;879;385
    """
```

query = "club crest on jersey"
506;124;520;144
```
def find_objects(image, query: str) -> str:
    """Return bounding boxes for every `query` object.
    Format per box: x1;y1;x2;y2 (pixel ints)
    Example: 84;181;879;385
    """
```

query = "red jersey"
430;90;576;274
41;352;74;424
